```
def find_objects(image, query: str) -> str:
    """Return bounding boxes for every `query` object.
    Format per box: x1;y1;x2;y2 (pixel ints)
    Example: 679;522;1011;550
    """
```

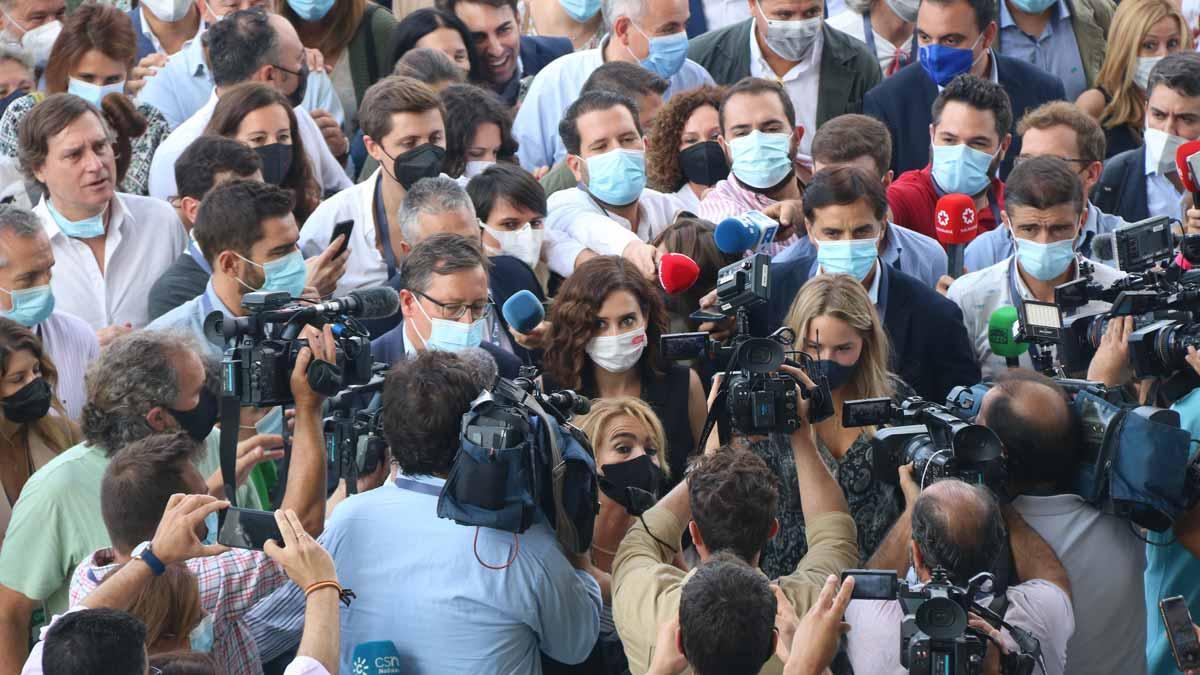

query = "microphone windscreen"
714;217;757;254
1091;232;1114;262
1176;140;1200;192
934;193;979;246
987;305;1029;359
659;253;700;295
501;289;545;334
348;287;401;319
457;347;499;390
351;640;402;675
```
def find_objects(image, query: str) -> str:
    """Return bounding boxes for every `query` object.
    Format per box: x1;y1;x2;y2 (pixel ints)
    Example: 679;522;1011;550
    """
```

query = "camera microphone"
501;290;545;334
987;305;1028;368
934;193;978;279
351;640;402;675
1091;232;1115;264
306;287;400;319
659;252;700;295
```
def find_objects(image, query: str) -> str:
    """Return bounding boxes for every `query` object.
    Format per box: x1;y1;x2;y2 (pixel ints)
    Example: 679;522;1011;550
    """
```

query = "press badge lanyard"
374;175;399;280
862;15;918;71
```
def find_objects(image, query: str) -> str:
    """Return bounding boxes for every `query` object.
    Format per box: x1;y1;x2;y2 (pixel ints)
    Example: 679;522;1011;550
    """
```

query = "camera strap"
523;392;583;554
218;391;242;522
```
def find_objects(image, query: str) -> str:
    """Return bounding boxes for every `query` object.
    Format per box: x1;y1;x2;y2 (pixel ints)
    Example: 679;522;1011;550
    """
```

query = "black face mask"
167;387;219;442
389;143;446;190
3;377;51;424
812;359;857;392
678;140;730;187
598;454;664;517
256;143;293;186
286;61;310;108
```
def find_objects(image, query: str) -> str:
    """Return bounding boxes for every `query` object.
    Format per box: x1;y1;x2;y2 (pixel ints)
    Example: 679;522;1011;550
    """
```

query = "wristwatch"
130;541;166;576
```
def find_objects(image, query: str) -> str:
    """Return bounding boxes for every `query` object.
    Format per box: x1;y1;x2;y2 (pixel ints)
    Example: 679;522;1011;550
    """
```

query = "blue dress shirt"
145;279;232;363
963;202;1123;272
997;0;1087;101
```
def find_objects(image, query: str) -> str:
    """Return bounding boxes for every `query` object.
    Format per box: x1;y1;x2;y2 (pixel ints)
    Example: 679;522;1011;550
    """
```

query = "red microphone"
934;193;979;279
1175;139;1200;208
659;253;700;295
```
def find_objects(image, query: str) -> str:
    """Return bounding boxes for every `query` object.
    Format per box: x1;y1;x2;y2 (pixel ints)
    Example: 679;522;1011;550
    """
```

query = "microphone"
659;252;700;295
987;306;1028;368
714;211;780;255
458;347;499;390
501;289;544;334
307;287;401;319
1091;232;1114;264
934;193;978;278
1175;139;1200;208
351;641;402;675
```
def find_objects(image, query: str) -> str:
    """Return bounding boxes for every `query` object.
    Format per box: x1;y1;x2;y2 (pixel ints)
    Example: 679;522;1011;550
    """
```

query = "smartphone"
1160;596;1200;670
330;220;354;258
217;506;283;551
841;569;899;601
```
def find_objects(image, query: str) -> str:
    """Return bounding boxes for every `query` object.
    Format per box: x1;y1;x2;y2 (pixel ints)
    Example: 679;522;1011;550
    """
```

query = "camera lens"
915;597;968;640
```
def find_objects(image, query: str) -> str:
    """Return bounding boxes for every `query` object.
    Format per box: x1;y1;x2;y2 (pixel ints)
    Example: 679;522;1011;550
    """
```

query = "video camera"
842;395;1006;492
660;254;834;436
324;374;389;496
843;567;1043;675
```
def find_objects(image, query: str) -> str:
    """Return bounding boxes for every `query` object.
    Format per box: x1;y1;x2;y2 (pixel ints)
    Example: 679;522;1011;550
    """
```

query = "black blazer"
863;55;1067;180
519;35;573;78
1093;146;1149;224
488;255;545;364
370;321;524;379
762;256;981;403
148;252;210;322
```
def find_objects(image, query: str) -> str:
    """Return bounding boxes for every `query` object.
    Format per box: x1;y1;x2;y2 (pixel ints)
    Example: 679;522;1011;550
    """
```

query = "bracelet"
304;580;356;607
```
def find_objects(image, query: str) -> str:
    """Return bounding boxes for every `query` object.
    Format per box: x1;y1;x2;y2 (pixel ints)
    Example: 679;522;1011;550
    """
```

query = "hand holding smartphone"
1160;595;1200;671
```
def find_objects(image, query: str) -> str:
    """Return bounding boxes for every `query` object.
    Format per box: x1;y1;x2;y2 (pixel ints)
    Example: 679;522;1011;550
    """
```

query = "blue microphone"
351;640;402;675
501;289;545;334
714;211;780;255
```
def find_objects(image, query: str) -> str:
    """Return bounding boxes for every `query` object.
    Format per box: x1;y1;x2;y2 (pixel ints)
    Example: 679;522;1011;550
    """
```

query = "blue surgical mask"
1007;0;1056;13
931;143;996;196
202;510;219;546
0;284;53;327
67;78;125;108
189;613;214;653
236;249;308;299
254;405;283;436
816;237;879;280
1014;234;1076;281
918;34;984;87
558;0;600;22
46;199;106;239
632;26;689;78
584;148;646;206
413;300;487;352
728;131;793;189
286;0;334;21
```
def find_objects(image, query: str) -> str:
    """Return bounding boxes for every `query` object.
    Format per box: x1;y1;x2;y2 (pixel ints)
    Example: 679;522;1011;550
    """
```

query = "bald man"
978;370;1148;675
845;477;1075;675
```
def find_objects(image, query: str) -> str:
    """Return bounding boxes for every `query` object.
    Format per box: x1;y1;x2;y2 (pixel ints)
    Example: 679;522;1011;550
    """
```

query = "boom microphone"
987;305;1028;368
351;641;402;675
501;289;545;334
1175;139;1200;208
659;252;700;295
458;347;499;390
934;193;978;279
307;287;401;319
714;211;780;255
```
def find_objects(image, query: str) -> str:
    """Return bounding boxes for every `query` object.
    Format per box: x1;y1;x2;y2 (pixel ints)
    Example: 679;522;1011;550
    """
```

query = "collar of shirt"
748;19;824;81
402;320;418;357
396;471;446;489
37;193;131;242
202;278;236;318
999;0;1071;33
182;33;208;79
879;225;901;266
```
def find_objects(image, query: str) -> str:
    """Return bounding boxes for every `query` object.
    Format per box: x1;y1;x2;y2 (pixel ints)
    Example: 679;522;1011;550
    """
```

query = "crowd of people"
0;0;1197;671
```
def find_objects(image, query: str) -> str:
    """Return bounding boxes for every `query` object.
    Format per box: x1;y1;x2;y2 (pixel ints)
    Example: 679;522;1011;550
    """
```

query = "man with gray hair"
0;204;97;420
512;0;713;170
0;0;65;71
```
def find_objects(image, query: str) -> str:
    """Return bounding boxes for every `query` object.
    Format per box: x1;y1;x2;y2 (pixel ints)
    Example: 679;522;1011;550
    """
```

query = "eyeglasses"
413;290;492;321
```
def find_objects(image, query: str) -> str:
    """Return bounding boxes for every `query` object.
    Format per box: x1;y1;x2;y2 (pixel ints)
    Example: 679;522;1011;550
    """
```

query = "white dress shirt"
700;0;750;31
34;194;188;329
544;186;685;276
1145;147;1186;224
148;91;352;201
512;38;715;171
298;168;392;296
36;311;99;421
827;10;911;74
749;22;822;160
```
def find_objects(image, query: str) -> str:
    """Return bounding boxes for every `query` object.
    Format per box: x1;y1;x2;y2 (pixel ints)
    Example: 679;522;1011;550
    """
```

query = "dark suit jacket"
687;21;882;129
370;321;523;379
128;8;158;62
763;256;981;402
487;255;545;364
863;55;1067;180
1092;146;1149;224
148;252;210;321
519;35;572;78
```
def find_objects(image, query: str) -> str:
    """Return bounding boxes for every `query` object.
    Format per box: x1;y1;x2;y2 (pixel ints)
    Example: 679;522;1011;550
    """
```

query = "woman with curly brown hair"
541;256;705;485
645;85;727;212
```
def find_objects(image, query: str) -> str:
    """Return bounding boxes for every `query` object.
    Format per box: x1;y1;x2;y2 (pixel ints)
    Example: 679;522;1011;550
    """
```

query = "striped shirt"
36;311;100;422
696;177;798;256
69;547;288;675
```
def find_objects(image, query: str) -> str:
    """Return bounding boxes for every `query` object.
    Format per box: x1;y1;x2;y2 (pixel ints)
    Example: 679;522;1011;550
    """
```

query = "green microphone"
987;305;1028;368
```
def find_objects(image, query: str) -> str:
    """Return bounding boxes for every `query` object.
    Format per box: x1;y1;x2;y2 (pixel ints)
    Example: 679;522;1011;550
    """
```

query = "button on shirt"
945;255;1124;379
513;39;715;170
148;92;352;202
34;194;188;329
963;202;1124;272
997;0;1087;100
1146;148;1187;225
749;23;822;160
544;186;685;276
774;223;948;289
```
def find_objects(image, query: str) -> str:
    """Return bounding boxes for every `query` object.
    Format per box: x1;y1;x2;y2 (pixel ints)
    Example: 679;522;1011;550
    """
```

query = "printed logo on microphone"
962;207;976;229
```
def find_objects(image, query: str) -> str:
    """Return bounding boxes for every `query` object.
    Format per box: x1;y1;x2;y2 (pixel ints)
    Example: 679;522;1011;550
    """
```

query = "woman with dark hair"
0;3;169;195
283;0;396;135
388;9;484;84
205;83;321;223
440;83;517;179
541;256;705;485
0;317;82;550
646;86;727;212
393;47;467;92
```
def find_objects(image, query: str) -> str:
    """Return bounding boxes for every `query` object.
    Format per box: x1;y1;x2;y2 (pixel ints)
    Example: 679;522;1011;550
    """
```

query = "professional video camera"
660;254;834;437
205;289;397;407
841;395;1006;492
437;367;600;555
843;568;1043;675
324;374;389;496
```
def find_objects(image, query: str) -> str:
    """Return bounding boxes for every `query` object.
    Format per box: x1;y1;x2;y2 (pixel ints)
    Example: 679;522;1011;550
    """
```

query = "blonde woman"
754;274;910;580
1077;0;1192;159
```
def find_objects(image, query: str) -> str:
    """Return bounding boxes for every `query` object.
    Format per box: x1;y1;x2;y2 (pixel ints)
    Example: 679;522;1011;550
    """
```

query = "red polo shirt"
887;165;1006;244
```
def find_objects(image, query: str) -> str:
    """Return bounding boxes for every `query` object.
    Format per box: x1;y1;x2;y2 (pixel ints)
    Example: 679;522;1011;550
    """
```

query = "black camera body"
323;377;389;495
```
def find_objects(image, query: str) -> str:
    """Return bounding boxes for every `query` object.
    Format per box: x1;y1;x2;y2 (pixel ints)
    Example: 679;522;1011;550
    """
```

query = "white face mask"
483;222;543;270
463;160;494;179
1134;56;1163;90
1144;126;1186;176
142;0;195;22
587;326;647;373
11;18;60;69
